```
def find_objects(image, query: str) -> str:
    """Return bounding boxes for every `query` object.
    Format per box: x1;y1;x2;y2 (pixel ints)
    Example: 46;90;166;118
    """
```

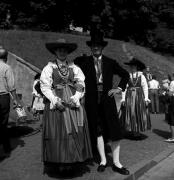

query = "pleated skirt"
119;88;151;133
42;103;93;164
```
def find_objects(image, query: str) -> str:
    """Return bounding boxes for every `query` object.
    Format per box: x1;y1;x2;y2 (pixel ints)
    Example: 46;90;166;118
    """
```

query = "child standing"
31;73;45;121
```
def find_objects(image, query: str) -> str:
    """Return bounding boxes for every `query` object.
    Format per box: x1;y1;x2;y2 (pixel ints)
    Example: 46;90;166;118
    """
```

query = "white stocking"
97;136;107;165
111;141;122;168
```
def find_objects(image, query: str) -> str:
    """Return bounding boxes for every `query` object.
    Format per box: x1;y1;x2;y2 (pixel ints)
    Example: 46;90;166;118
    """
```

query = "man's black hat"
86;30;108;47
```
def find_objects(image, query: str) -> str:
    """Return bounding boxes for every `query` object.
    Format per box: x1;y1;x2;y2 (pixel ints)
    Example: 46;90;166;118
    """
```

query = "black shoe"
97;164;107;172
112;164;130;175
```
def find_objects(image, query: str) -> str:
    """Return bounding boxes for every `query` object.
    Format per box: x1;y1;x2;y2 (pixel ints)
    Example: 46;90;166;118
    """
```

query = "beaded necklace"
131;72;139;87
56;60;69;79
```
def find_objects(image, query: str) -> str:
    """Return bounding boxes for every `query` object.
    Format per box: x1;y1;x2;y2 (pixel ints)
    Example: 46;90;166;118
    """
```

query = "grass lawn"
0;29;174;81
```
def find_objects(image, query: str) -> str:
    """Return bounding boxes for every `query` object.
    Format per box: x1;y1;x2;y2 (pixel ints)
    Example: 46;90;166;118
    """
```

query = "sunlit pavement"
139;152;174;180
0;113;174;180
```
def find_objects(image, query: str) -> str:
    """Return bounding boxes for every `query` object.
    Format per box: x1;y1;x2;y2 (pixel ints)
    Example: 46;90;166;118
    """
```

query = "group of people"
144;69;174;143
31;29;153;176
1;27;174;177
143;69;174;143
0;29;154;177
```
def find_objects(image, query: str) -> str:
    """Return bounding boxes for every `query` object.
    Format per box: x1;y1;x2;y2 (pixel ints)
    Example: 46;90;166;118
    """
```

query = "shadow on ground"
9;126;34;137
43;161;92;179
9;124;41;137
0;126;28;162
124;131;148;141
152;129;170;139
0;124;40;163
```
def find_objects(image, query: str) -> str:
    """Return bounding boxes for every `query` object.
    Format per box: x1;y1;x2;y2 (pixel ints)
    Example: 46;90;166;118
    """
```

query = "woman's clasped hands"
55;98;65;111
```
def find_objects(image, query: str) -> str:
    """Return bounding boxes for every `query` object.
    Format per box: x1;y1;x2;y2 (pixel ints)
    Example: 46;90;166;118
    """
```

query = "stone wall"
7;52;41;106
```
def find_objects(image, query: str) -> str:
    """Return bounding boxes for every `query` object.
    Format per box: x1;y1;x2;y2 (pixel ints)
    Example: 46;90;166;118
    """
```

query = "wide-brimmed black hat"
124;58;146;71
86;30;108;47
45;38;77;54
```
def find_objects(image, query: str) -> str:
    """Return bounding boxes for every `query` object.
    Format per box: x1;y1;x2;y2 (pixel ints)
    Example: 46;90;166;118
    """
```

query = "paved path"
0;113;174;180
139;152;174;180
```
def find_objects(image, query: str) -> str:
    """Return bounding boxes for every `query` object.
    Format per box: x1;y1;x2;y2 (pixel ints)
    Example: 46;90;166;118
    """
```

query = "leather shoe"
112;164;130;175
97;164;107;172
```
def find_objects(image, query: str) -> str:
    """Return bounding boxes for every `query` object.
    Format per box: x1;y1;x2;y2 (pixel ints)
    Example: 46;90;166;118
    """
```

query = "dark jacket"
74;55;129;145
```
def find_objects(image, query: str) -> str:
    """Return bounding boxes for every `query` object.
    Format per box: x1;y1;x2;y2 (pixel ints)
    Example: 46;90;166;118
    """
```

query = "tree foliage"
1;0;174;55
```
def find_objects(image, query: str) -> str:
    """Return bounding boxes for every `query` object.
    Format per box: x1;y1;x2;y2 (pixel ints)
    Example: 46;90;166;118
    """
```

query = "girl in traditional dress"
31;73;45;121
40;39;92;175
120;58;151;137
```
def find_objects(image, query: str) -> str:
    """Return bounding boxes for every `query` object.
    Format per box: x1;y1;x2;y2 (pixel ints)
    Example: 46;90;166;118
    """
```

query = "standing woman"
40;39;92;174
120;58;151;137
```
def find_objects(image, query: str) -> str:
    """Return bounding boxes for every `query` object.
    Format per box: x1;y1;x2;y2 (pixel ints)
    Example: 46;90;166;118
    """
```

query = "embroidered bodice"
127;75;141;88
52;66;75;87
40;61;85;109
121;71;149;101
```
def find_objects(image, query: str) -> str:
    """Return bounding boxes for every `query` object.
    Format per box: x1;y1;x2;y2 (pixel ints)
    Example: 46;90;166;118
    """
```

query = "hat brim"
86;40;108;47
124;61;146;70
45;42;77;54
124;62;133;65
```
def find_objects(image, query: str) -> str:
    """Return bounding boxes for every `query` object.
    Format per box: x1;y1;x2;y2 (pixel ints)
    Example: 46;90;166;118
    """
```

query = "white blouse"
162;79;170;90
121;71;150;102
40;61;85;109
169;80;174;94
32;79;40;97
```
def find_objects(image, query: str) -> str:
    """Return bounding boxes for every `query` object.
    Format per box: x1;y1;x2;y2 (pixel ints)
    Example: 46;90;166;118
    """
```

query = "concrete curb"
124;145;174;180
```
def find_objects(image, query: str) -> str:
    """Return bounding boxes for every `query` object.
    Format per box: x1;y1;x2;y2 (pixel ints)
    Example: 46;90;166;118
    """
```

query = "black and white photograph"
0;0;174;180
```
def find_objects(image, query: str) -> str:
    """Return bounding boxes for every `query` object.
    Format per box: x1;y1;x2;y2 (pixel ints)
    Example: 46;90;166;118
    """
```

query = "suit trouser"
149;89;159;113
0;94;11;152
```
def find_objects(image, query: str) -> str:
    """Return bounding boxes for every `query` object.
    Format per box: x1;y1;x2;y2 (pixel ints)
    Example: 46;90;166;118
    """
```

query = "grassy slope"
0;30;174;82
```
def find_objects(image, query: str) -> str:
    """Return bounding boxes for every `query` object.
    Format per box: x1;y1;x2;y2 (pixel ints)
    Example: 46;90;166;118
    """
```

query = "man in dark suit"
74;30;130;175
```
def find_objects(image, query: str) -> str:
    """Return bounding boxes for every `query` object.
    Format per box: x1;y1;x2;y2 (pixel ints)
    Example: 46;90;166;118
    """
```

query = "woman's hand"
55;100;65;111
145;99;151;107
108;88;122;97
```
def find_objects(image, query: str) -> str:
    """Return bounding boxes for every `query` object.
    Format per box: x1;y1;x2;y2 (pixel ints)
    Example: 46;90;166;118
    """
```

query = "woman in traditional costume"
119;58;151;137
40;39;92;174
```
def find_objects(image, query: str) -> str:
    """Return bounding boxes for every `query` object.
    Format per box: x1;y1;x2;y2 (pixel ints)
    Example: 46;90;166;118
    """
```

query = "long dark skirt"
42;103;92;164
119;88;151;133
165;96;174;126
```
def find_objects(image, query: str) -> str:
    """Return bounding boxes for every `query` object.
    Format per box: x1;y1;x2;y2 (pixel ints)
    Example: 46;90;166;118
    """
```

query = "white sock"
111;142;123;168
97;136;107;165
